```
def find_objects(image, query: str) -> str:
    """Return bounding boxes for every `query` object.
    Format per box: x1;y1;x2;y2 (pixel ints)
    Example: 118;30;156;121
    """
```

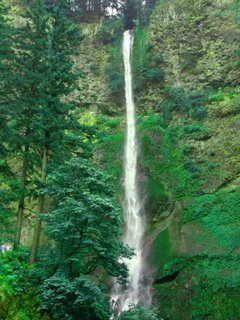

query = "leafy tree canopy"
119;305;161;320
36;157;132;319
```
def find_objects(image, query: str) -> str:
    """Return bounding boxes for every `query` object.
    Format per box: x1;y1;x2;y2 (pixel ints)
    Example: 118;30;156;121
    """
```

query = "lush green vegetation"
119;306;161;320
1;0;240;319
0;0;131;318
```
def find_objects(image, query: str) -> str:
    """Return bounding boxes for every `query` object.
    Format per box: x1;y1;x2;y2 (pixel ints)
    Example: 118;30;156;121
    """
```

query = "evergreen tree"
37;157;132;320
11;0;51;249
0;2;15;157
3;0;83;252
29;0;84;263
0;1;19;243
46;0;120;20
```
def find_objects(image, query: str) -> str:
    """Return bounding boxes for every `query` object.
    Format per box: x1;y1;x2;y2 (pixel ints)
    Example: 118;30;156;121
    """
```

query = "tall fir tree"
0;1;15;157
29;0;83;263
12;0;51;248
0;1;19;243
4;0;83;252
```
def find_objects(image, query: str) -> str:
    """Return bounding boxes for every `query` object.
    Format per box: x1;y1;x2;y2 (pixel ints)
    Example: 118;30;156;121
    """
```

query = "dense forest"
0;0;240;319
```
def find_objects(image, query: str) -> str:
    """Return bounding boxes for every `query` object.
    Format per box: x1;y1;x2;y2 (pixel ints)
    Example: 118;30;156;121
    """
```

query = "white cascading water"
111;30;151;318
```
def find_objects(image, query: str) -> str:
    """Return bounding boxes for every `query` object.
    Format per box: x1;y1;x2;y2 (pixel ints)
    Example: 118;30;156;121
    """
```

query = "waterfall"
111;30;151;318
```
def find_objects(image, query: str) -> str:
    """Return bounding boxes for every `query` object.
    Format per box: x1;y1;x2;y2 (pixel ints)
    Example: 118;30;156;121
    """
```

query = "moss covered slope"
133;1;240;319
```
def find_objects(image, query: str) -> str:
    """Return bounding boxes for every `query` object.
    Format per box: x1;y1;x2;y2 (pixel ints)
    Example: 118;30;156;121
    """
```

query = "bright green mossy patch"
0;250;49;320
154;254;240;320
150;229;171;276
184;188;240;253
138;113;195;206
94;115;124;189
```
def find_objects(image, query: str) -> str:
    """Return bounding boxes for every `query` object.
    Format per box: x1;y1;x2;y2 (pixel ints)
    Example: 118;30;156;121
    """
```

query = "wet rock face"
147;0;240;90
135;0;240;319
66;2;240;318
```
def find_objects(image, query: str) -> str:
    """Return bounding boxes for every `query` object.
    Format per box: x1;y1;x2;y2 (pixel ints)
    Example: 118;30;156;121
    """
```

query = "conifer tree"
48;0;120;20
0;2;19;243
12;0;51;249
0;2;15;157
29;0;83;263
5;0;82;253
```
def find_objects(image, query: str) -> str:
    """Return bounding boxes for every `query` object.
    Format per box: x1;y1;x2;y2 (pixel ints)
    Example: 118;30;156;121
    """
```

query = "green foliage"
188;255;240;319
40;275;110;320
189;105;208;120
97;17;124;44
119;305;161;320
135;64;164;89
144;67;164;82
132;24;164;90
0;1;14;95
151;229;171;276
138;114;170;213
139;114;194;204
209;88;240;117
0;164;17;243
184;160;201;178
156;253;240;319
105;41;124;95
0;185;15;242
9;0;84;162
101;18;125;97
106;62;124;94
175;121;210;141
182;144;195;155
161;86;209;119
237;0;240;26
184;188;240;252
138;51;165;85
0;1;16;157
11;0;87;253
37;157;132;320
0;250;46;320
58;0;120;21
209;89;225;102
95;115;124;179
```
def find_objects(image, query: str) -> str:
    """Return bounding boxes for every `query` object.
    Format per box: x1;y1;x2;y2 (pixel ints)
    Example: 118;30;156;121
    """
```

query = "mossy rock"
147;0;240;90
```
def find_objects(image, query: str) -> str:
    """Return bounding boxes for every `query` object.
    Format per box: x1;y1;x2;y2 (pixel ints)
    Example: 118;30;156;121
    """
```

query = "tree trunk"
13;149;28;249
29;147;48;264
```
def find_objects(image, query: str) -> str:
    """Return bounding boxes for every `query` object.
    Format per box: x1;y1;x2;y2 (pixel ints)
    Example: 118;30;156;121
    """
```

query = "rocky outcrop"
137;1;240;319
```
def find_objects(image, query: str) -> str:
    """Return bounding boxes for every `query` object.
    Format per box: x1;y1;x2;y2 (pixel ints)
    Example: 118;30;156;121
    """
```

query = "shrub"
106;64;124;94
145;67;165;82
97;18;124;45
182;144;195;155
161;86;209;118
118;305;161;320
190;105;208;120
106;64;124;93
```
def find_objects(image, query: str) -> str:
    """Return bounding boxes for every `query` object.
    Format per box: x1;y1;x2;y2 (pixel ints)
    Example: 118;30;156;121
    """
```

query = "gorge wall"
79;0;240;319
3;0;240;319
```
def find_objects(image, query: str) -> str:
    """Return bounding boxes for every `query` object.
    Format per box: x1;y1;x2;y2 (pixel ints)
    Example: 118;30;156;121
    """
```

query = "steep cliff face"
135;1;240;319
72;23;119;114
78;2;240;319
2;0;239;318
7;1;237;318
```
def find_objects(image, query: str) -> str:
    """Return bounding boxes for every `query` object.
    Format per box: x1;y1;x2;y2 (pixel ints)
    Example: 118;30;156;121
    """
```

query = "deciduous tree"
37;157;132;320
